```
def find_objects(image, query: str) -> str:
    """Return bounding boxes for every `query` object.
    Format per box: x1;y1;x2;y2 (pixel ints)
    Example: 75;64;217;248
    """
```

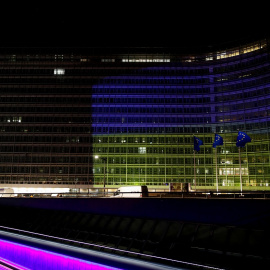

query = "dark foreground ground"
0;197;270;269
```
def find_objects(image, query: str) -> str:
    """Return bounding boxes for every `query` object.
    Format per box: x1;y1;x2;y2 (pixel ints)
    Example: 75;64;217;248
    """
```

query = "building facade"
0;39;270;191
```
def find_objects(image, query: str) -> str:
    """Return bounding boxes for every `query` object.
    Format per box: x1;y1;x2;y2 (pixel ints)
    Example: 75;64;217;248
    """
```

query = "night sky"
1;3;268;52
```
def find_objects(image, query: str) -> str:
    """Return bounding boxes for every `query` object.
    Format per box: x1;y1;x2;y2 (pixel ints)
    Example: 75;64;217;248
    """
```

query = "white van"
112;185;148;198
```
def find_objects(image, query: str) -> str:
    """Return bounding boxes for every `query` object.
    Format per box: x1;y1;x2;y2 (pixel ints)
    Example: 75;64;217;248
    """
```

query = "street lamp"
95;155;107;196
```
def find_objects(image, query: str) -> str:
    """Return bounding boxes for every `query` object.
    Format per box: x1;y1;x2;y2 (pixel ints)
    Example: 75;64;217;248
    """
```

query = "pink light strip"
0;225;224;270
0;257;30;270
0;239;122;270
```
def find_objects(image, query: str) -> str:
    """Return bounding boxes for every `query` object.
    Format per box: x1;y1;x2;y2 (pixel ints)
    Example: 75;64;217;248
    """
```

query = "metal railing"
1;190;270;199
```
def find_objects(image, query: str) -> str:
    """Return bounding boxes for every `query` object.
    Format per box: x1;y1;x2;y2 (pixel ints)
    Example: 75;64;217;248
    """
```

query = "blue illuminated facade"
92;39;270;190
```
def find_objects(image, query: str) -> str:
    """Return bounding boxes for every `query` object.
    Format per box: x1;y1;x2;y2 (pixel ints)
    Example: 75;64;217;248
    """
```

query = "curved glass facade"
0;39;270;190
92;39;270;190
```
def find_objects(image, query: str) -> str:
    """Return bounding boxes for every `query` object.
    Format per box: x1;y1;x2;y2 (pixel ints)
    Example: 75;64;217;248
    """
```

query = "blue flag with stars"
236;131;251;147
213;134;223;148
194;136;203;152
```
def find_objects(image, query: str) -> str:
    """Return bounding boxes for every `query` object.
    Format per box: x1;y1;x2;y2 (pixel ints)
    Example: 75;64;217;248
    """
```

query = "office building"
0;38;269;191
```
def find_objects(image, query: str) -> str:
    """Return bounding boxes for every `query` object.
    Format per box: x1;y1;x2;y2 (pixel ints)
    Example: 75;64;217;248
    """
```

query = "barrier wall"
1;197;270;228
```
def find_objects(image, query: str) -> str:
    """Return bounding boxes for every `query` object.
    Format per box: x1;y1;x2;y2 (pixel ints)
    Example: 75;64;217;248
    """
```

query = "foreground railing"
1;190;270;199
0;226;225;270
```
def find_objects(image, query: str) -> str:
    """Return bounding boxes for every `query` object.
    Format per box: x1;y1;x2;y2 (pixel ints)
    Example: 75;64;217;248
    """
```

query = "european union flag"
236;131;251;147
194;136;203;152
213;134;223;148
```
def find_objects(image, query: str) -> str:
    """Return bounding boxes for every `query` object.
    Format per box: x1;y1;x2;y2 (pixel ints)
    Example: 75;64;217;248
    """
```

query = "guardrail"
0;226;215;270
2;190;270;199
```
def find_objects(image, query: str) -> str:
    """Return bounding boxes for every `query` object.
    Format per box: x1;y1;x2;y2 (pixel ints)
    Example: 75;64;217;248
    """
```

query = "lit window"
205;55;213;61
101;59;115;62
138;147;146;154
122;58;170;62
13;117;22;123
54;68;65;75
54;54;64;61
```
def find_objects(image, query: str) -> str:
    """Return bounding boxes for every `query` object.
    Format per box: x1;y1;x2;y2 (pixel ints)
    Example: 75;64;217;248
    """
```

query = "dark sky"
1;3;268;52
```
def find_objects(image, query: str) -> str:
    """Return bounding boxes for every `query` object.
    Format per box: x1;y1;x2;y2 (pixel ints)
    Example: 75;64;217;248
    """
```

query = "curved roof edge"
0;35;269;59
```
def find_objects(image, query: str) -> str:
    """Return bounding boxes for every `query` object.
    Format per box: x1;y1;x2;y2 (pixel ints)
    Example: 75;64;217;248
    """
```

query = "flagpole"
236;131;251;196
215;147;218;193
238;147;243;194
193;150;196;192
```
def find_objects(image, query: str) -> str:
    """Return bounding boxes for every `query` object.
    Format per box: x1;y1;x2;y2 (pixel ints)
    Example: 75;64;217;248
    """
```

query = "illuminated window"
54;69;65;75
13;117;22;123
138;147;146;154
54;54;64;61
101;59;115;62
122;58;170;62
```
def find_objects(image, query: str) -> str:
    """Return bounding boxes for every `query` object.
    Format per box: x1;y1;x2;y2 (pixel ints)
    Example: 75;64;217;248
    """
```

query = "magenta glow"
0;239;123;270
